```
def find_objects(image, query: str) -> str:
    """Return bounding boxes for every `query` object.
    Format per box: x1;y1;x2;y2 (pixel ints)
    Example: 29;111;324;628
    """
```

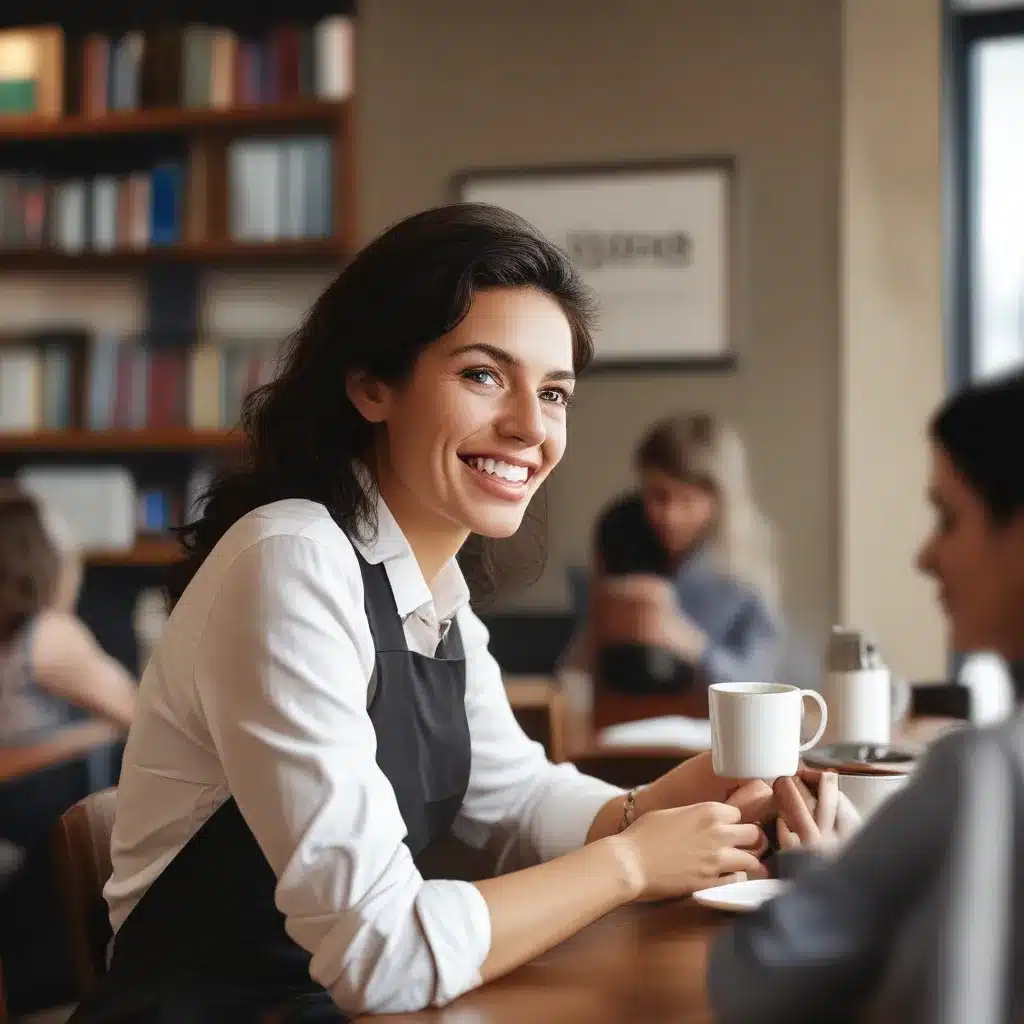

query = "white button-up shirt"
105;496;621;1015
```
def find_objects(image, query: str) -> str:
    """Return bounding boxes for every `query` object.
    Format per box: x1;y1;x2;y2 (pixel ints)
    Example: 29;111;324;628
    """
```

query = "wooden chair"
0;843;20;1024
0;956;8;1024
52;788;118;999
505;677;569;762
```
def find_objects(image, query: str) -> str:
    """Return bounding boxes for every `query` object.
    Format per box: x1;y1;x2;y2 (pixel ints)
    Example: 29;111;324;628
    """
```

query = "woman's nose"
499;392;545;446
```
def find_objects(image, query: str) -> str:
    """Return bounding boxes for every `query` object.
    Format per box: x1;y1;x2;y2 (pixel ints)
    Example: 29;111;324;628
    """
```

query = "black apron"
69;545;472;1024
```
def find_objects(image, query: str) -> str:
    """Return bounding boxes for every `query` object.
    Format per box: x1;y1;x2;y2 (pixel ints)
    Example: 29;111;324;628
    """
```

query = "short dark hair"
929;368;1024;525
168;202;597;605
0;483;60;644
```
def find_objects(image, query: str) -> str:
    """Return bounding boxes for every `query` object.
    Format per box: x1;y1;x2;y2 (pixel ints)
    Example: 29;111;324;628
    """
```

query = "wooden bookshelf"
86;536;181;567
0;428;243;453
0;99;348;140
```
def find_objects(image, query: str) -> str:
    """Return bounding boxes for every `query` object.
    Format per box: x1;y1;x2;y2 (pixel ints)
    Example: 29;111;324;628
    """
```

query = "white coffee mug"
837;770;910;819
819;668;911;746
709;682;828;780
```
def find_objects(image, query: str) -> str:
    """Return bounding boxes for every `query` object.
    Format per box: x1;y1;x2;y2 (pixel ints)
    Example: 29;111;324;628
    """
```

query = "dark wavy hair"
168;203;597;606
930;368;1024;526
0;483;60;644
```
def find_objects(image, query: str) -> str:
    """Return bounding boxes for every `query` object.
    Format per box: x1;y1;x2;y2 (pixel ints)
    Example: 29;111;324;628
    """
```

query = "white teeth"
466;457;530;483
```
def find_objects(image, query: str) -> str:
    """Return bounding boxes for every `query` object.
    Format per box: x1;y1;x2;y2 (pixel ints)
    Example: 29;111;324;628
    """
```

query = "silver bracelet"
618;788;639;832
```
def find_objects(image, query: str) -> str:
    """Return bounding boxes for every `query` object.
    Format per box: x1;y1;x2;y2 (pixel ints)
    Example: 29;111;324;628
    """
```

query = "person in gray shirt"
708;368;1024;1024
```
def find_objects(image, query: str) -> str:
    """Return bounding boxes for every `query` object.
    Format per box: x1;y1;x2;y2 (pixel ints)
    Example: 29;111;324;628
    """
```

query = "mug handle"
798;689;829;751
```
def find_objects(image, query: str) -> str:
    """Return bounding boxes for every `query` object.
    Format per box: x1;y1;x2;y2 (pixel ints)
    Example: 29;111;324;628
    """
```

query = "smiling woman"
70;204;775;1024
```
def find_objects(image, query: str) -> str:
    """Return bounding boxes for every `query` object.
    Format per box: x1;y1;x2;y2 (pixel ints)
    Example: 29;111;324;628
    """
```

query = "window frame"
946;2;1024;388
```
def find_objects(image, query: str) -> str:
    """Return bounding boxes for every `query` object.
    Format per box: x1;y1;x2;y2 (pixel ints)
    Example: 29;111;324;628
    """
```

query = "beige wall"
840;0;947;679
359;0;843;649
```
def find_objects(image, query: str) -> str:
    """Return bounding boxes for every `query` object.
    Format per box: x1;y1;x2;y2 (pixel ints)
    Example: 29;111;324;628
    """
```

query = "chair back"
505;678;568;762
52;787;117;998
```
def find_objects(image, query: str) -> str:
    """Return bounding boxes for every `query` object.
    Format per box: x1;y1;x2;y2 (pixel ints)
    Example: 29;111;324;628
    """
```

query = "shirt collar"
348;463;471;623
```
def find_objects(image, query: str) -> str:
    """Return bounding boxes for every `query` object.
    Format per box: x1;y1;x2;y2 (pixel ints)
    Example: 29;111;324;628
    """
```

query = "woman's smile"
458;453;538;502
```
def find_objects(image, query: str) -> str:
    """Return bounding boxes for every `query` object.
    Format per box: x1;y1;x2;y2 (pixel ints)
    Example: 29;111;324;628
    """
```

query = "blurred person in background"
561;413;783;698
709;368;1024;1024
0;482;136;743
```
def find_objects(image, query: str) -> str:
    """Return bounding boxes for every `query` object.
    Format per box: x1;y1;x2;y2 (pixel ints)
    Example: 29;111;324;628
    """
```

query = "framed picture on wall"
453;158;740;370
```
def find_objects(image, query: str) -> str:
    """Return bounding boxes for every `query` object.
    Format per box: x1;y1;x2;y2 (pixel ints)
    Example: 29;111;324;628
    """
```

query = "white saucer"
692;877;789;913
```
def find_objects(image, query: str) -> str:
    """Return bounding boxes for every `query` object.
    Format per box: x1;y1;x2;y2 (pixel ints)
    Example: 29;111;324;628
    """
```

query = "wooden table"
360;898;720;1023
504;676;964;766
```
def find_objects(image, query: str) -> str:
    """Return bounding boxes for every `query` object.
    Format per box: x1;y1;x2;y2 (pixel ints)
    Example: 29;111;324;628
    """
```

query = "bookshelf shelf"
0;240;345;269
86;537;181;567
0;99;349;140
0;428;243;453
0;240;345;270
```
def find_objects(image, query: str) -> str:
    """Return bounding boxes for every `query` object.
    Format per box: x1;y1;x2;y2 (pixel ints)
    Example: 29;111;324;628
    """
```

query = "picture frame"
453;158;741;371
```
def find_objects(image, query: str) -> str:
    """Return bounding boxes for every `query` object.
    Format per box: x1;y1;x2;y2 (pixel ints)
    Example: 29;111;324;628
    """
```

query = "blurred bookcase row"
16;461;216;567
0;135;334;253
0;18;352;118
0;329;280;435
0;327;276;566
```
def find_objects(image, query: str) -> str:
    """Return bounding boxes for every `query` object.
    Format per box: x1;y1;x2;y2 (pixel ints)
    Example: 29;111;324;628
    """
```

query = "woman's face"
640;469;717;560
917;444;1024;659
354;287;575;544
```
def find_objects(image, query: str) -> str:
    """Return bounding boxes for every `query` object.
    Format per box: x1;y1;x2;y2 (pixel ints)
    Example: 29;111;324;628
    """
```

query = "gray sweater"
709;680;1024;1024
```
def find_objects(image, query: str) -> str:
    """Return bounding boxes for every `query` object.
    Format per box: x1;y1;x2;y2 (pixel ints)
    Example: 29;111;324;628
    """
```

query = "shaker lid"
827;625;884;671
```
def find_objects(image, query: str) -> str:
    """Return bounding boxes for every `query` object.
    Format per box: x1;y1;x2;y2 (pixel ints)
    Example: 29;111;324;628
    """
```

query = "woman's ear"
345;369;392;424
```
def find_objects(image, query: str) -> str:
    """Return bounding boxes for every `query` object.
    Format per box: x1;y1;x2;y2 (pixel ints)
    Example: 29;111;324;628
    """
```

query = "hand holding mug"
644;751;775;822
612;801;769;902
774;768;862;852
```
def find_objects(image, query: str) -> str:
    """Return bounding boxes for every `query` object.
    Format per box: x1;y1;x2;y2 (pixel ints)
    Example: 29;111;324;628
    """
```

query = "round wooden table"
359;898;722;1023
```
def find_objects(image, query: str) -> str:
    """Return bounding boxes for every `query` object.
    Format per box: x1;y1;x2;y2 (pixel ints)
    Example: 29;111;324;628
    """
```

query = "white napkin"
598;715;712;750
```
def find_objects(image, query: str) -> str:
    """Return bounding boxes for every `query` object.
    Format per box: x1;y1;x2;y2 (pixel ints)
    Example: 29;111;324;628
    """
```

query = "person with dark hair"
71;205;775;1023
561;413;782;696
0;483;136;742
708;368;1024;1023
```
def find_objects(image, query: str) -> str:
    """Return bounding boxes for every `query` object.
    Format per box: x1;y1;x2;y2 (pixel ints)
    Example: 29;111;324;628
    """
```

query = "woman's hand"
774;769;862;852
611;801;769;902
644;751;775;823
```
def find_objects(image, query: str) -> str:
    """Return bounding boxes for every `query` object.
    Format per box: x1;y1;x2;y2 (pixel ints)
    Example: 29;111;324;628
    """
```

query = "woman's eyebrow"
450;343;575;383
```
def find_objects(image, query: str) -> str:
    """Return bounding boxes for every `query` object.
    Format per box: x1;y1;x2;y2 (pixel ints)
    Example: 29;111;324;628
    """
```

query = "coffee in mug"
709;682;828;780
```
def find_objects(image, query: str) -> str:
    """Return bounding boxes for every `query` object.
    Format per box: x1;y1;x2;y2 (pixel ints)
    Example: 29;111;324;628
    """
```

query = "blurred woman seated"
0;483;136;744
709;368;1024;1023
562;413;783;700
0;484;136;1013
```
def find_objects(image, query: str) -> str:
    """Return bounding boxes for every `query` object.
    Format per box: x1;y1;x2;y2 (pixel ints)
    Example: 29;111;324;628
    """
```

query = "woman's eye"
540;388;573;407
463;368;498;387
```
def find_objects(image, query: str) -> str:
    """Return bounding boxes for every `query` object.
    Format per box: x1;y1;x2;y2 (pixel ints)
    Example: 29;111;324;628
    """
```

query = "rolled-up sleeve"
193;535;491;1016
452;606;623;868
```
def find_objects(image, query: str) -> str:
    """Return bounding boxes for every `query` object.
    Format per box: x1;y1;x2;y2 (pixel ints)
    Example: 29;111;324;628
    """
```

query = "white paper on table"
598;715;712;750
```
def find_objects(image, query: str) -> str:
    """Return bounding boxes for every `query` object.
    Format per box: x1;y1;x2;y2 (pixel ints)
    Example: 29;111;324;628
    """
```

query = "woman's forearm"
474;833;640;984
